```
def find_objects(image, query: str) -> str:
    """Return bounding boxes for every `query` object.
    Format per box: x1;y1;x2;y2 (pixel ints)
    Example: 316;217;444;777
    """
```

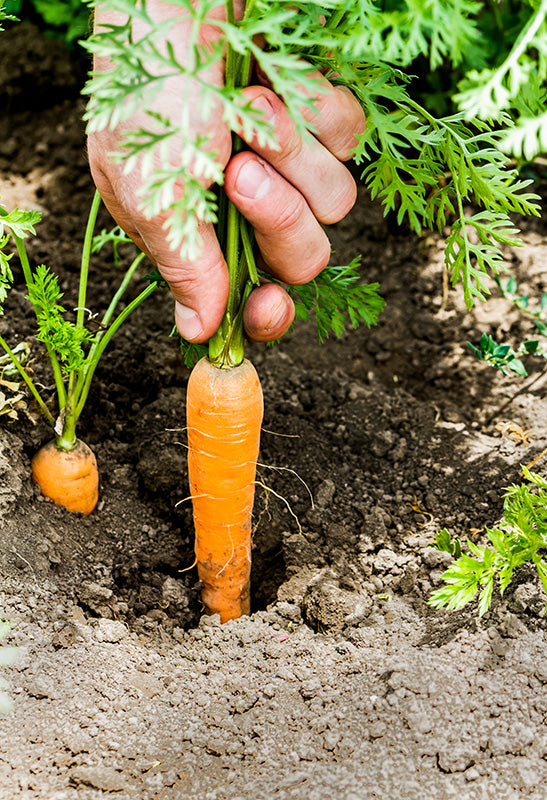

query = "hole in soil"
108;535;287;628
251;545;286;611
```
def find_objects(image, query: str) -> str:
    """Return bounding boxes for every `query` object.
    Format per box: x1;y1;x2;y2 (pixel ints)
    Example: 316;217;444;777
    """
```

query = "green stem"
0;335;55;427
72;251;146;403
56;404;77;450
73;282;157;421
101;251;146;328
209;198;245;367
208;3;261;369
12;233;67;410
325;6;346;30
225;0;237;90
76;190;101;331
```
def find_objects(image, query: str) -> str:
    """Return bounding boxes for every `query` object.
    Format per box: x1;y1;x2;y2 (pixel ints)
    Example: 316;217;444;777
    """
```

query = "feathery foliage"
430;469;547;616
83;0;542;324
288;261;385;344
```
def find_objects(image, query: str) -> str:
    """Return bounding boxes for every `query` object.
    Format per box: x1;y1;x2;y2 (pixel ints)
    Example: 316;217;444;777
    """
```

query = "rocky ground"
1;23;547;800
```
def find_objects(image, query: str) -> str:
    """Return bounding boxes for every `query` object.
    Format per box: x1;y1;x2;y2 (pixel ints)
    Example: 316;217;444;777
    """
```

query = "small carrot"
31;438;99;516
187;356;263;622
1;192;158;518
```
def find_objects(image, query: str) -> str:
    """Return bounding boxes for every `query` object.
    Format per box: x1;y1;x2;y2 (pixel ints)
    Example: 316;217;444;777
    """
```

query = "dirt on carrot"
186;357;263;622
31;438;99;516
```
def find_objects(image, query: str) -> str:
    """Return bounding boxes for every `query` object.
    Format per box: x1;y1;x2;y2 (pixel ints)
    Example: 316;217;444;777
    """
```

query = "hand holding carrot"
87;1;366;344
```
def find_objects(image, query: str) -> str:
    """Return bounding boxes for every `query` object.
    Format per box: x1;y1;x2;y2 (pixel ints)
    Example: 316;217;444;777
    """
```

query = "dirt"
1;23;547;800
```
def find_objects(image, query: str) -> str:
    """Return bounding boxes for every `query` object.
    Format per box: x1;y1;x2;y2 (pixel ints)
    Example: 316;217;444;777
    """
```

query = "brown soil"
1;24;547;800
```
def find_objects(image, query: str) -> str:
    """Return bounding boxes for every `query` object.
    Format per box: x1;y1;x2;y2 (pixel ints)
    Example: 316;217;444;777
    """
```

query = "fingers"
294;75;367;162
236;86;358;225
224;78;364;288
225;152;331;284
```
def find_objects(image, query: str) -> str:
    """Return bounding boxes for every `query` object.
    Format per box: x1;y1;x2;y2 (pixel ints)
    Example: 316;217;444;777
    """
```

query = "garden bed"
1;25;546;799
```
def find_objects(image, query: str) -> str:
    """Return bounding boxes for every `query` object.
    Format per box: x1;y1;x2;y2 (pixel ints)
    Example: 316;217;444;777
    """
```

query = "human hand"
88;3;366;344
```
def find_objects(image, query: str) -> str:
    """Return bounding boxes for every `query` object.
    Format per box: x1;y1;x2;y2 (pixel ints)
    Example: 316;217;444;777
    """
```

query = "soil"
1;23;547;800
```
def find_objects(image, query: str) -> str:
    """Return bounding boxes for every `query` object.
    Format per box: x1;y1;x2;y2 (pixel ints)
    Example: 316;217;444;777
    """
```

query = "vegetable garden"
1;2;547;797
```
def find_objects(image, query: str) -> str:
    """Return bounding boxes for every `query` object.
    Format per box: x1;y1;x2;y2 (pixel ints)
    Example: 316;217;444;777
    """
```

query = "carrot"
187;356;263;622
31;438;99;516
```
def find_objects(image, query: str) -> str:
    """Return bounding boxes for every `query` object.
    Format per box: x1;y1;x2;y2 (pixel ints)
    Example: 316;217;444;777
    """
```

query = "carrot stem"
100;251;146;328
72;249;147;404
76;190;102;332
56;405;77;451
207;7;259;368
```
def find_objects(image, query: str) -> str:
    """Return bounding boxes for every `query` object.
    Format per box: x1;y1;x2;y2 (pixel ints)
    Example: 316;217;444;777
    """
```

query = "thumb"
142;223;230;342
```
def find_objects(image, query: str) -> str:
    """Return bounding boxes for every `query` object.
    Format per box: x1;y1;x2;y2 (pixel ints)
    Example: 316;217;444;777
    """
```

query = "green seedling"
468;333;528;377
469;277;547;377
429;468;547;616
432;528;462;559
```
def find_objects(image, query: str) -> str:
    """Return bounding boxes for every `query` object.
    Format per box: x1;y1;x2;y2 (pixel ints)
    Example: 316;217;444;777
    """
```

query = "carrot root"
187;357;263;623
31;438;99;516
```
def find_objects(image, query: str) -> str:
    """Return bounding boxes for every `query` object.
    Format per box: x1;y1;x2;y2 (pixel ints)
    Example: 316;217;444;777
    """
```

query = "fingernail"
237;159;271;200
176;303;203;341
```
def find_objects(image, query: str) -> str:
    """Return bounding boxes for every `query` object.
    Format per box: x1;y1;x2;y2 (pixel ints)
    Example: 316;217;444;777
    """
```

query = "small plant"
468;333;529;377
429;468;547;616
0;192;158;515
432;528;462;559
0;619;19;714
469;277;547;377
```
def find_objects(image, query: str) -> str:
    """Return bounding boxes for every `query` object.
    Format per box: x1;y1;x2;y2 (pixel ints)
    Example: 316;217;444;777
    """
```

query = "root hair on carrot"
215;532;251;580
175;493;210;508
261;428;300;438
178;556;197;573
256;462;315;509
254;480;305;537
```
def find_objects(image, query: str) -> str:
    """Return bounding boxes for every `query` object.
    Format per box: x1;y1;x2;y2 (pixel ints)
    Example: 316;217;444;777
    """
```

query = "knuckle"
269;194;308;235
279;132;304;165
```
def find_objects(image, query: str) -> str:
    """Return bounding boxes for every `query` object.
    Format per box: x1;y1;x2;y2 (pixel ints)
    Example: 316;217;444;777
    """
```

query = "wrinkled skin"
88;2;366;343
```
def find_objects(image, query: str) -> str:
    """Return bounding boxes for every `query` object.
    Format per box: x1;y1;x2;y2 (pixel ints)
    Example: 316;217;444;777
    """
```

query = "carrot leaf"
287;260;385;344
0;206;42;311
179;339;209;369
27;265;93;374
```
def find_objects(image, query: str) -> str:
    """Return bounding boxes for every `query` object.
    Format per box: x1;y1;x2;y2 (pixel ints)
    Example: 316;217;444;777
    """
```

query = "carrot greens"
0;192;158;450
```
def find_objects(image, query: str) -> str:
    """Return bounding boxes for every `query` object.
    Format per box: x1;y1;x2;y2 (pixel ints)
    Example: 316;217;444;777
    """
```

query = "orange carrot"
187;356;263;622
31;439;99;516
